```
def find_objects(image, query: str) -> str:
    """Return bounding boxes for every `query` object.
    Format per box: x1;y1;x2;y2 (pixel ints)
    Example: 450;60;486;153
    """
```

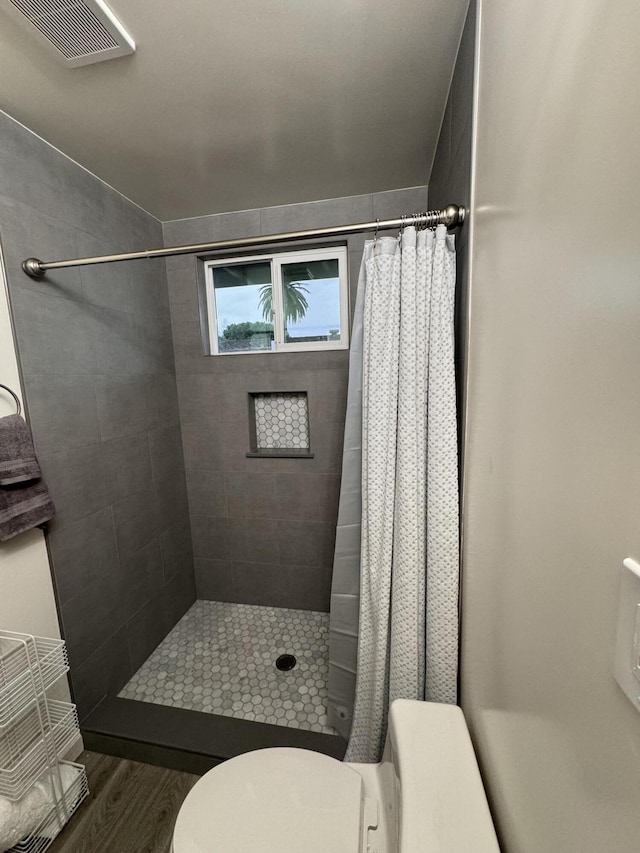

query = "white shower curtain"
335;224;459;763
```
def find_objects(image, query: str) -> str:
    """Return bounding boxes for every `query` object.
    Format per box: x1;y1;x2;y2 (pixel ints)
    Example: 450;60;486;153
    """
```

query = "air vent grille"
2;0;135;66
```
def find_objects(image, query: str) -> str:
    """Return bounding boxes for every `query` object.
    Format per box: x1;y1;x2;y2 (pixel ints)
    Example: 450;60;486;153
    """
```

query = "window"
204;246;349;355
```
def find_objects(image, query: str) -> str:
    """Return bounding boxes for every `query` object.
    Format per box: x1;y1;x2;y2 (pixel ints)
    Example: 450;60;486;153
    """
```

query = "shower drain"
275;654;297;671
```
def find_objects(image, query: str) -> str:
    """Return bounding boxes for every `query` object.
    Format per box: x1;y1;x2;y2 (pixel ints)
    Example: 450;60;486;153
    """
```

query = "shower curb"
81;696;346;775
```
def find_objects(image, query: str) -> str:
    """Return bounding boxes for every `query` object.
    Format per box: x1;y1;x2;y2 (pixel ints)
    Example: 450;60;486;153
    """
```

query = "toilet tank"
372;700;500;853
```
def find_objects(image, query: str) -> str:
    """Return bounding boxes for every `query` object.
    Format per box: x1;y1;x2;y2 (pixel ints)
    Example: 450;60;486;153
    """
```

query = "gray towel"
0;478;55;541
0;415;54;540
0;415;42;485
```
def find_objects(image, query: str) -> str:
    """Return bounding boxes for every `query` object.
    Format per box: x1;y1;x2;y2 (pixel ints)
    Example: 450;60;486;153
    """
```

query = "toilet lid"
172;747;364;853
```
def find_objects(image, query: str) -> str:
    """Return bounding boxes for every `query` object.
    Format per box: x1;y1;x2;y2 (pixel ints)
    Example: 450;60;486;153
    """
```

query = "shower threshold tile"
119;600;338;736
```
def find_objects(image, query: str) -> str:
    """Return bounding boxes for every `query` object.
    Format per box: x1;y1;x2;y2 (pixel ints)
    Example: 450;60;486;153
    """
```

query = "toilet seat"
172;747;364;853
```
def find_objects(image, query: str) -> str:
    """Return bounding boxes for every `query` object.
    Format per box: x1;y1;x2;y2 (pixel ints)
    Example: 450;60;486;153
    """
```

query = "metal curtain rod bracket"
22;203;466;279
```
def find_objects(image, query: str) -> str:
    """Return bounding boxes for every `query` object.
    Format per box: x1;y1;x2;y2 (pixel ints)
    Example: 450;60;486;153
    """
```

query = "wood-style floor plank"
48;751;199;853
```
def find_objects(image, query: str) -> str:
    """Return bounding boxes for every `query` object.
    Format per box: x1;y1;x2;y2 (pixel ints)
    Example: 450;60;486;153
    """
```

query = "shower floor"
119;600;338;736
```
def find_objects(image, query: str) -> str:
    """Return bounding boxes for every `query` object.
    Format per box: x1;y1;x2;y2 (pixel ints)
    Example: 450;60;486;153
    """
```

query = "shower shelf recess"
246;390;313;458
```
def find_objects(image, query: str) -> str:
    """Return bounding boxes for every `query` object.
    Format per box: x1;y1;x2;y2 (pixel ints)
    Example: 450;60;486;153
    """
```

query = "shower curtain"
328;224;459;762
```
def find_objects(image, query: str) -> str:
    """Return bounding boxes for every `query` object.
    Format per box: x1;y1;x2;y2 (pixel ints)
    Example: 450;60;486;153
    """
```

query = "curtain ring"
373;218;380;246
398;214;406;243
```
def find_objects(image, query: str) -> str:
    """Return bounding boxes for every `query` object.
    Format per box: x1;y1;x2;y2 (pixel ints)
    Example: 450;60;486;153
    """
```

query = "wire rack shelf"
0;633;68;729
0;700;79;800
7;761;89;853
0;631;87;853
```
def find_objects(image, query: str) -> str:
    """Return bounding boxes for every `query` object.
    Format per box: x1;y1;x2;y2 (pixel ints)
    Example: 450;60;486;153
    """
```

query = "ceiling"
0;0;469;221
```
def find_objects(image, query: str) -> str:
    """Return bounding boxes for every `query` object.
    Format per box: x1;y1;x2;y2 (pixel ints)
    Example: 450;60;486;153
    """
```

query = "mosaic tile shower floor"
119;600;338;735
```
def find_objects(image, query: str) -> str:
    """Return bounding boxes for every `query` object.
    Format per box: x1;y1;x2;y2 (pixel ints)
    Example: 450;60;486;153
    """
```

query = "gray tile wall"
0;110;195;719
163;187;428;611
427;0;476;424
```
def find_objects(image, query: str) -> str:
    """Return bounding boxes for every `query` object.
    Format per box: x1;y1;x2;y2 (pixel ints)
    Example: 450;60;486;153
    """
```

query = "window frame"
204;245;349;356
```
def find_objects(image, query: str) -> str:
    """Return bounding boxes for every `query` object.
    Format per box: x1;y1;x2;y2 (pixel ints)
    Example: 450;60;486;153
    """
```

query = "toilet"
171;699;500;853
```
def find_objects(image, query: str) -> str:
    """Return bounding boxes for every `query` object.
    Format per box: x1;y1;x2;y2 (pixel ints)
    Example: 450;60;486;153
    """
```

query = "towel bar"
0;383;21;416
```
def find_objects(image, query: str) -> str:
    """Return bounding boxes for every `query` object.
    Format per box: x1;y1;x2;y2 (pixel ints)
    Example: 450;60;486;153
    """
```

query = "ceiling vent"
1;0;135;67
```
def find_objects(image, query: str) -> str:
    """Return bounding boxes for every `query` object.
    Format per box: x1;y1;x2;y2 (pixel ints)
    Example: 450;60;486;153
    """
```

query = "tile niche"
247;391;313;458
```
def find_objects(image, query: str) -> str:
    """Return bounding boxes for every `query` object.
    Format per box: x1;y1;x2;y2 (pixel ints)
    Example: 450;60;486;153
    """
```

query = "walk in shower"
1;112;433;772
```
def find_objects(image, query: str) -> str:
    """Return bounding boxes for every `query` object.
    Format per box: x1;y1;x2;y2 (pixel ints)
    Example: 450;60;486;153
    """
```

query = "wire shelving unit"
0;631;88;852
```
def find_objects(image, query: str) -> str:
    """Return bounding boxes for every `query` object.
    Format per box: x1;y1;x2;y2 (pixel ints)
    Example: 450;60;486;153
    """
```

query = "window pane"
281;258;341;344
213;262;274;353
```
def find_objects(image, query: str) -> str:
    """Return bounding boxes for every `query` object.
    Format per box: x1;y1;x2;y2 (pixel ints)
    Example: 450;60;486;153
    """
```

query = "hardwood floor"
48;751;199;853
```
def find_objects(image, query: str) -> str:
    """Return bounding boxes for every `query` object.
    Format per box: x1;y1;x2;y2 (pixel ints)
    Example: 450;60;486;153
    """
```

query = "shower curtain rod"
21;203;466;279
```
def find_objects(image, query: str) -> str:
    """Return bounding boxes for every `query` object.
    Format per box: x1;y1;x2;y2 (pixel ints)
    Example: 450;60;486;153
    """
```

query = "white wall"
461;1;640;851
0;250;72;694
0;253;82;762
